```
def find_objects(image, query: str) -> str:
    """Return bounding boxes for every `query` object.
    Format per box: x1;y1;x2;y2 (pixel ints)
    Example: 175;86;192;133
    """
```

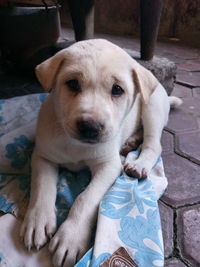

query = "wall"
61;0;200;46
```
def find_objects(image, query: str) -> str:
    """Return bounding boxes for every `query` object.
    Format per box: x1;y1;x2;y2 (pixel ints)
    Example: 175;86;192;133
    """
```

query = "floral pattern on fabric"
5;135;34;170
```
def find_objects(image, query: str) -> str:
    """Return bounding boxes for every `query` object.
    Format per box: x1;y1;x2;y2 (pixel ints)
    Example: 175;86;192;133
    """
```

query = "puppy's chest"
42;141;86;163
39;137;102;170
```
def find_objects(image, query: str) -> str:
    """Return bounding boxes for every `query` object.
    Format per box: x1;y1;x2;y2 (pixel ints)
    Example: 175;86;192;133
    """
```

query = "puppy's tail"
169;96;183;109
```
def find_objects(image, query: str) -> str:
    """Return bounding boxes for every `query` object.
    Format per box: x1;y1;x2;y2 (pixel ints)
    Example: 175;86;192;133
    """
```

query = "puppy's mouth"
78;136;101;144
77;127;102;144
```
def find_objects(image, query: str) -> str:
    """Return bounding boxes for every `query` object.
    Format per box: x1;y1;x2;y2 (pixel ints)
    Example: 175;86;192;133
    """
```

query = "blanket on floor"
0;94;168;267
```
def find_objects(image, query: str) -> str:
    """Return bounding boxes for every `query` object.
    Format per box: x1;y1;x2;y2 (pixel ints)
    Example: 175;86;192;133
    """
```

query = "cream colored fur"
20;39;181;267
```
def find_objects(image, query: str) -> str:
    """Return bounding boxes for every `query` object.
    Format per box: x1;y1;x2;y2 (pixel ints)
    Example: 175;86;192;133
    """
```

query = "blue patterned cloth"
0;94;167;267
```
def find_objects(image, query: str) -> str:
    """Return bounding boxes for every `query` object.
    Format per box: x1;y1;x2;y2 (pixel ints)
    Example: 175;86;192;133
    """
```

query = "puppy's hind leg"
124;93;169;179
120;128;143;157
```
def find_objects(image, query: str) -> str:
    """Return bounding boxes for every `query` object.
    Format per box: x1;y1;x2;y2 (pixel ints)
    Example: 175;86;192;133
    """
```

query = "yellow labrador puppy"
20;39;181;267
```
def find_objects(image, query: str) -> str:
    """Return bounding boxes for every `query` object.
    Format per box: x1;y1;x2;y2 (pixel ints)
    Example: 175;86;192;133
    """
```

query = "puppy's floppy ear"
133;64;159;104
35;50;65;92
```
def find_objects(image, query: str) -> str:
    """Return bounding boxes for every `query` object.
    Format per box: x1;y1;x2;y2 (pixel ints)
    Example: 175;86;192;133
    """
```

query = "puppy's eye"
111;84;124;97
66;79;80;92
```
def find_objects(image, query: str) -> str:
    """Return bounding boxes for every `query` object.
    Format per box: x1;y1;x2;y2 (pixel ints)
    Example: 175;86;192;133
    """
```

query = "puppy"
20;39;181;267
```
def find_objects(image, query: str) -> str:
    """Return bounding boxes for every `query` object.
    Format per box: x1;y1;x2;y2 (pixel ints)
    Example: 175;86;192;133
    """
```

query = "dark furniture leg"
68;0;95;41
140;0;163;60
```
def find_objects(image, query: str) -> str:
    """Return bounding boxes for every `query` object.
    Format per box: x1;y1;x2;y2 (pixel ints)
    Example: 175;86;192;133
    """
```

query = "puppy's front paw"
124;162;147;179
124;160;150;179
49;220;91;267
20;206;56;251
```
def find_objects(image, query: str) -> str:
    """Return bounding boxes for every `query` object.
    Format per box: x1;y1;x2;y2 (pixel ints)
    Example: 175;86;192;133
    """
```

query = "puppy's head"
36;39;158;145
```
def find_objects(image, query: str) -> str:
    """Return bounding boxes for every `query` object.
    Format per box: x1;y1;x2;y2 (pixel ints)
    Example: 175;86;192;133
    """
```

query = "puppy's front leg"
21;150;58;250
49;156;122;267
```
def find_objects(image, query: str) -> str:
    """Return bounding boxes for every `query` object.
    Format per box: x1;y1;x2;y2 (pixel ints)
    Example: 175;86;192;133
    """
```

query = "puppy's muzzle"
76;119;104;143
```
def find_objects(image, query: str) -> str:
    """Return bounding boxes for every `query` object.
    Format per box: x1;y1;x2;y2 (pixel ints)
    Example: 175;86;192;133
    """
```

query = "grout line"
174;81;194;89
163;128;200;167
160;197;200;210
175;81;198;88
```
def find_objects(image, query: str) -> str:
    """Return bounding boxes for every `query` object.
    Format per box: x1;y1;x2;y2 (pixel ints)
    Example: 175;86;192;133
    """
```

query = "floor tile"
166;108;199;133
161;130;174;153
172;84;192;99
177;204;200;266
175;131;200;164
176;70;200;87
179;96;200;116
161;153;200;207
165;258;187;267
177;61;200;72
161;131;174;154
192;87;200;97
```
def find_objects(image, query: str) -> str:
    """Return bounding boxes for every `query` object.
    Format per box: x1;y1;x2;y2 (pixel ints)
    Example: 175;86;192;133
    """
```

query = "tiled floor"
0;28;200;266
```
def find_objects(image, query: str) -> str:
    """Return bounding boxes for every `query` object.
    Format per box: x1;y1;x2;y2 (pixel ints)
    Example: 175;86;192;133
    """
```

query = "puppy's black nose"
77;119;104;142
